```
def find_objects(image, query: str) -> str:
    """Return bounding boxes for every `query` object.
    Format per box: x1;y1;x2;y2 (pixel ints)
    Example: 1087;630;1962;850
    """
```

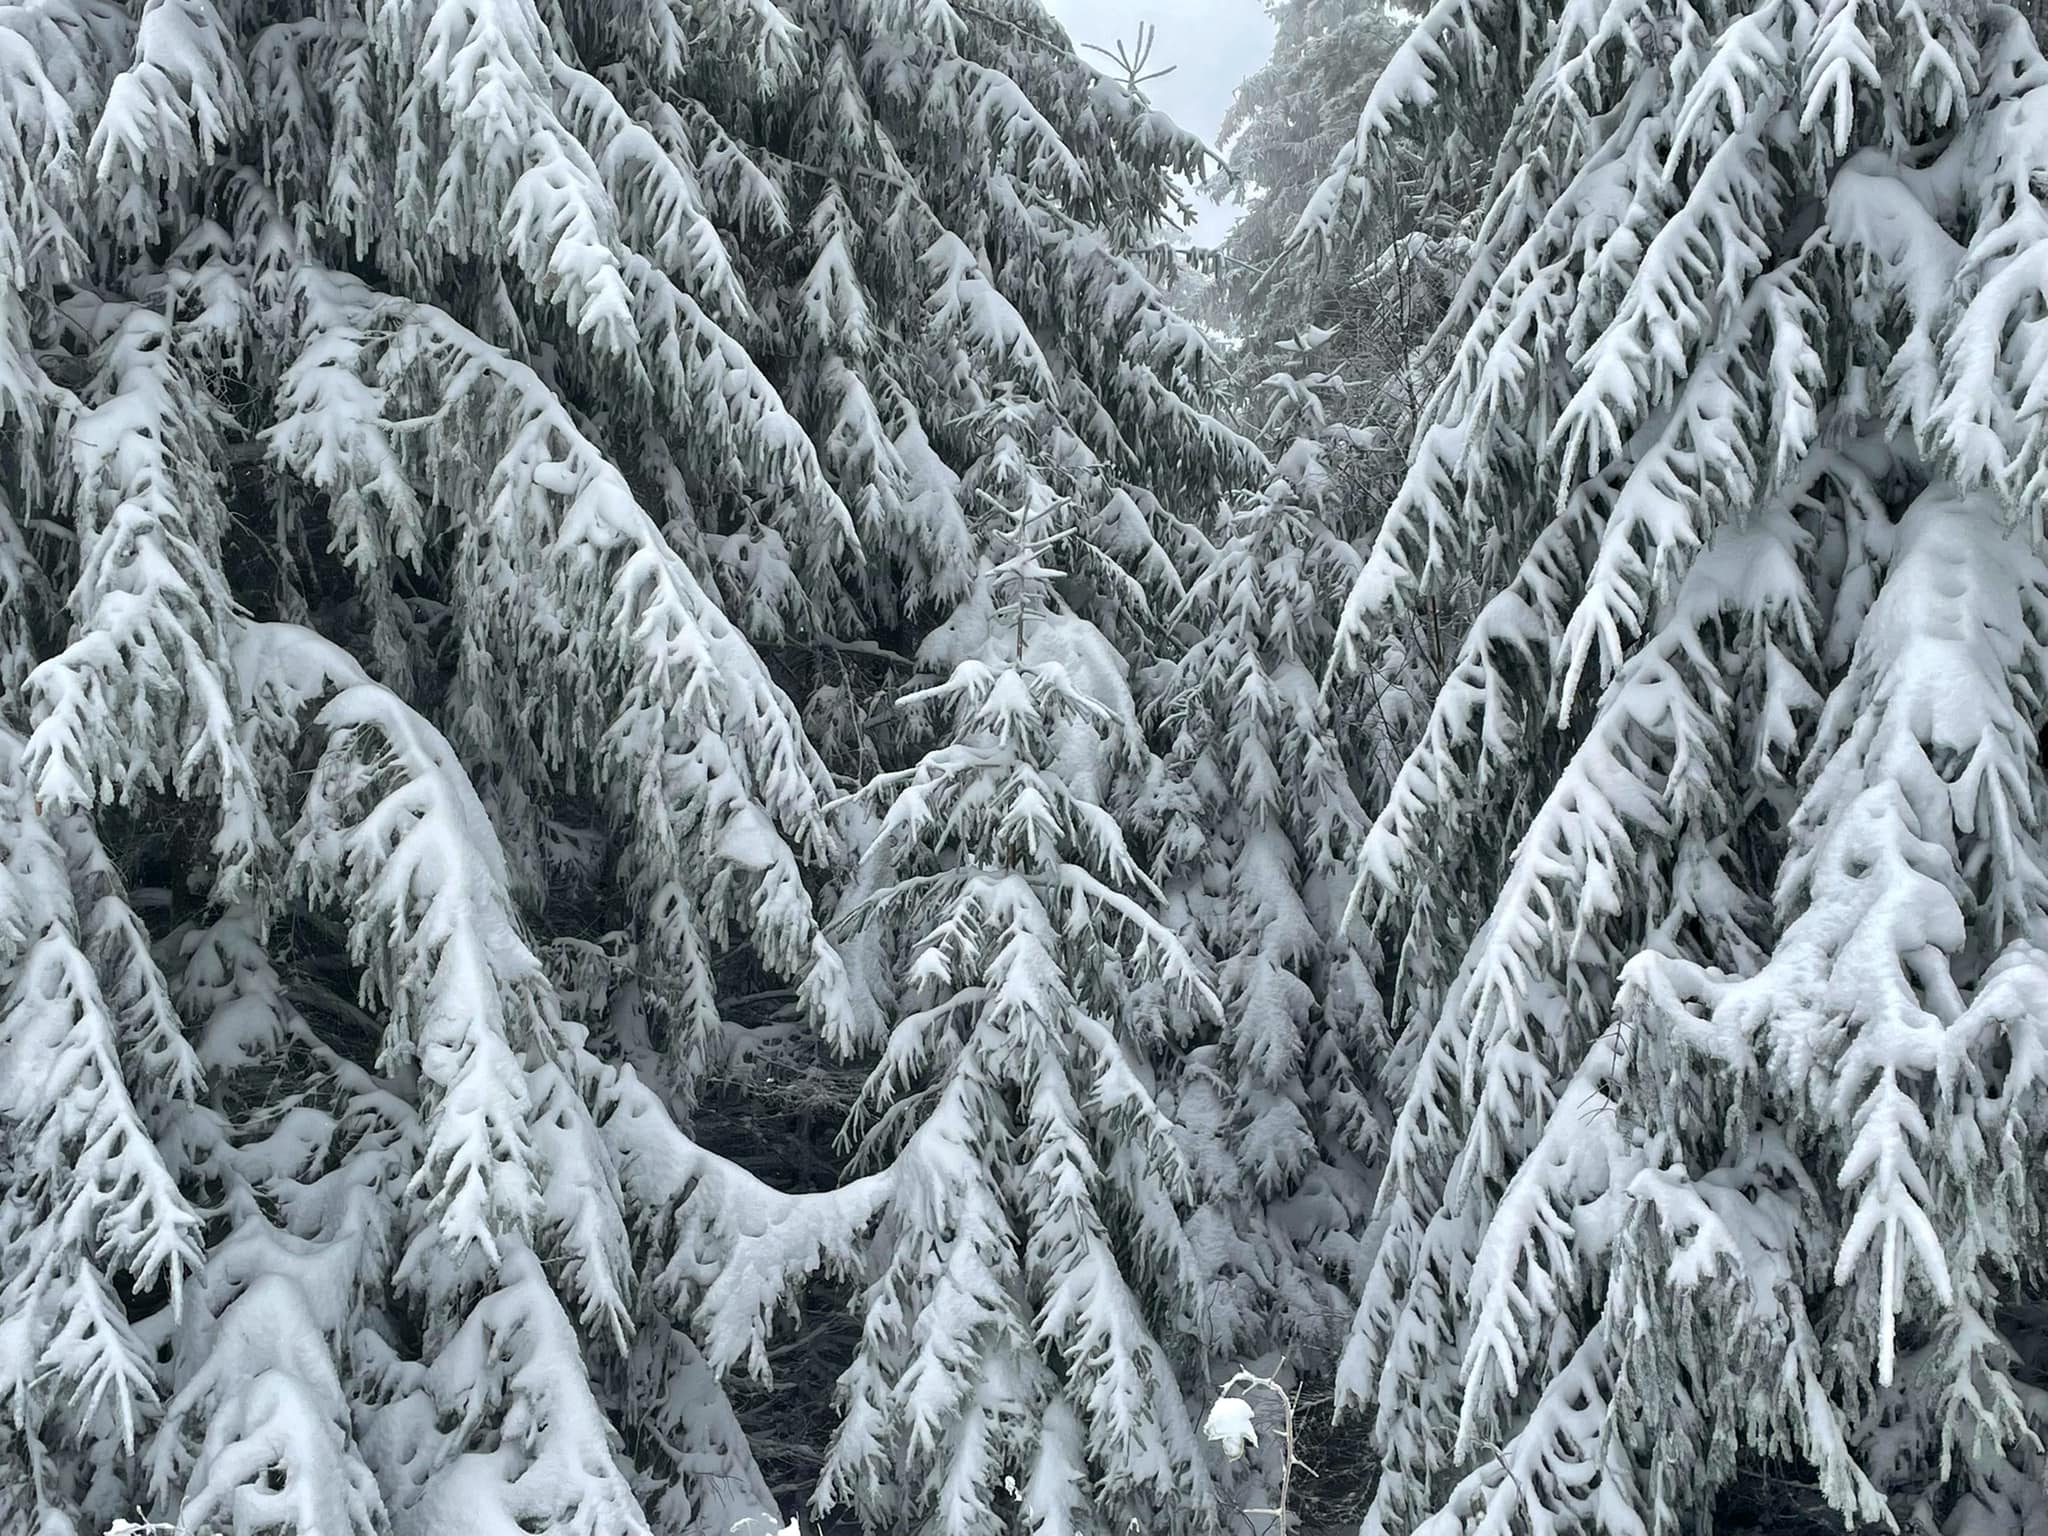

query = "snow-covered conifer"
1142;435;1399;1532
1319;2;2048;1532
0;0;1252;1526
1203;2;1489;954
148;906;398;1536
1213;0;1475;553
1218;0;1418;322
818;512;1218;1534
1153;440;1385;1371
0;729;203;1529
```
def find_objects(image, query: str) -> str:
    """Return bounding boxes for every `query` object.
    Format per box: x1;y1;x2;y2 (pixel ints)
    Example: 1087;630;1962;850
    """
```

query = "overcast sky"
1040;0;1276;241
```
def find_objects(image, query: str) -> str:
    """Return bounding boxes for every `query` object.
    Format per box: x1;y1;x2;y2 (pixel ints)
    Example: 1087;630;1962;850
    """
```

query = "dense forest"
2;1;2046;1533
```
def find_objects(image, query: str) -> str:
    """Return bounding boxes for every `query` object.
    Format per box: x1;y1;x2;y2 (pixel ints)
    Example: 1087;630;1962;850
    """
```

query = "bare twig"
1081;23;1178;92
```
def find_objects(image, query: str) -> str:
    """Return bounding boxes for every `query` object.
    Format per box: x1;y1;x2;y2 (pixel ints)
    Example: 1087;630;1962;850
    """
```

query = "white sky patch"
1040;0;1276;243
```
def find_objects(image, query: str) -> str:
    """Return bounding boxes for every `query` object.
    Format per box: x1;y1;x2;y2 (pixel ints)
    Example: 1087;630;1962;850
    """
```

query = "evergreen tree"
1150;445;1381;1339
1148;438;1391;1530
0;1;1251;1529
1221;0;1408;258
819;496;1219;1534
1204;3;1498;986
1214;0;1476;552
1320;2;2048;1533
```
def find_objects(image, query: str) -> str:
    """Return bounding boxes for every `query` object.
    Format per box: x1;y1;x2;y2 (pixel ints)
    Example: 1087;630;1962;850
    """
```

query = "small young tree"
1148;439;1397;1532
818;504;1219;1534
1152;438;1387;1368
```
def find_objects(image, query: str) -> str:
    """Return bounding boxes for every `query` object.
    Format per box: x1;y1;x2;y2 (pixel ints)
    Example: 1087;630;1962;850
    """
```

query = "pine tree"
1204;0;1496;961
818;497;1219;1535
1213;0;1476;553
0;1;1252;1530
1148;438;1392;1531
1319;2;2048;1533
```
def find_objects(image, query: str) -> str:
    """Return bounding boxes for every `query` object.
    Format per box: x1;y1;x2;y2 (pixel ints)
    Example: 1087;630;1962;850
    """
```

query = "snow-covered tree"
0;0;1253;1528
818;507;1219;1533
0;727;206;1528
1151;439;1385;1360
1319;1;2048;1533
1146;437;1393;1530
1217;0;1416;311
1202;3;1492;959
1212;0;1475;551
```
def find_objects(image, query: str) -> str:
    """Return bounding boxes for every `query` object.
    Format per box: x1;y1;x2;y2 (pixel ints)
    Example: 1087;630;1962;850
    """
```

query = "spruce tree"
1218;0;1412;280
1321;2;2048;1533
1148;439;1391;1530
1150;448;1383;1329
0;1;1251;1530
818;484;1219;1534
1214;0;1476;553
